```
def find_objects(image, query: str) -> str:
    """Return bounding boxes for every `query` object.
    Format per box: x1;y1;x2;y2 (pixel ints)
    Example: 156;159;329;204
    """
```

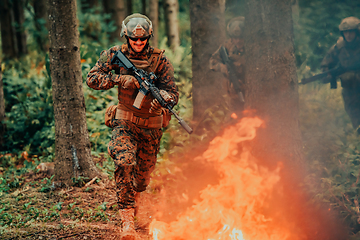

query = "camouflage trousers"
108;119;162;209
342;86;360;131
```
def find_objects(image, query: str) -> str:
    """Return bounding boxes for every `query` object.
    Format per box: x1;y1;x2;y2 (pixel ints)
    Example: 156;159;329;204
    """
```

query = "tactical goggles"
128;36;149;42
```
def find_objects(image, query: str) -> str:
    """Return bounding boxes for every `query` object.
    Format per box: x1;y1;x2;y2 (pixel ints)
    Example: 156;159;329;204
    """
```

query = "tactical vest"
117;44;165;117
336;37;360;86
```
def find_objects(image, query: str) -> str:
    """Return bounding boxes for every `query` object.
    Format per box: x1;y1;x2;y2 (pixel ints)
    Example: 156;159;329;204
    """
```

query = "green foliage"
298;83;360;234
78;4;118;48
295;0;360;72
3;0;360;236
2;55;54;155
39;175;55;193
295;0;360;235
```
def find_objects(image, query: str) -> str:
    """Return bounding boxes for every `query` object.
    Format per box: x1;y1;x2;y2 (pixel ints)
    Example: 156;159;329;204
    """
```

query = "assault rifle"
219;46;245;103
300;61;360;89
111;50;193;134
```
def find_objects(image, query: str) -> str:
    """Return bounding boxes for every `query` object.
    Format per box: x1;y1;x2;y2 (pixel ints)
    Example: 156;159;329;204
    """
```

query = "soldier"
87;13;179;240
210;16;246;115
321;16;360;134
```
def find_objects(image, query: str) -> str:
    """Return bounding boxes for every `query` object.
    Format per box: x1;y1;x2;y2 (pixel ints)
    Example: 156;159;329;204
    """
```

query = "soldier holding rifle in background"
210;16;246;116
87;13;179;240
307;17;360;134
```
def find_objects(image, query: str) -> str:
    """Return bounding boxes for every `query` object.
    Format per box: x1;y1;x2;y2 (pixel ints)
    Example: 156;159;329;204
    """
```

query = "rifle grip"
330;78;337;89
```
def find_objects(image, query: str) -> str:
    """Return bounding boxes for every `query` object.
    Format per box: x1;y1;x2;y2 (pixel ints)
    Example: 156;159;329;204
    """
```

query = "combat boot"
119;208;138;240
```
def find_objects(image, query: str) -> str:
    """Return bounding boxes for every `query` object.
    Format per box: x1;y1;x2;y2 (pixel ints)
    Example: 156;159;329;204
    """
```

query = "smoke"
150;116;349;240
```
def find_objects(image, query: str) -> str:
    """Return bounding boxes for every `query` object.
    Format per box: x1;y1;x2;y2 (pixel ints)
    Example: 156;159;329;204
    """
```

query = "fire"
149;117;302;240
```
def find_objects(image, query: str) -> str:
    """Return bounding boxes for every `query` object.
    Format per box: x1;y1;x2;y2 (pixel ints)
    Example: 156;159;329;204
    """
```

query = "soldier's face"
343;31;357;42
128;37;148;52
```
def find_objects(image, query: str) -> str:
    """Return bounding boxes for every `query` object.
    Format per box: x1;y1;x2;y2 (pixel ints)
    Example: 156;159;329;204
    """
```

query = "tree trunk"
103;0;126;42
190;0;226;121
33;0;49;51
0;61;5;148
244;0;303;171
48;0;101;185
141;0;146;15
13;0;28;56
34;0;48;18
81;0;98;11
0;0;18;59
126;0;132;16
164;0;180;50
244;1;347;239
148;0;159;47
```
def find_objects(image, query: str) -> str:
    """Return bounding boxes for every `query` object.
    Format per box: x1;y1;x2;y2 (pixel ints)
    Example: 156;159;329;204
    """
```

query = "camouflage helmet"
339;17;360;32
120;13;153;38
227;16;245;38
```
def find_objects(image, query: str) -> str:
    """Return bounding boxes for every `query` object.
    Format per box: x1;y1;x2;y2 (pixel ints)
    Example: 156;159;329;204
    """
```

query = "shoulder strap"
336;37;346;49
149;47;165;73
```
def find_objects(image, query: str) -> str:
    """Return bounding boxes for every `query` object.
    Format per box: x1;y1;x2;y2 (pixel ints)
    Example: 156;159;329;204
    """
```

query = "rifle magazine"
133;91;146;109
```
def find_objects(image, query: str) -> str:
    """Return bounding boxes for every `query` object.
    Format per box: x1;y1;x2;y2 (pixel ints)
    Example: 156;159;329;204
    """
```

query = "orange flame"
149;117;302;240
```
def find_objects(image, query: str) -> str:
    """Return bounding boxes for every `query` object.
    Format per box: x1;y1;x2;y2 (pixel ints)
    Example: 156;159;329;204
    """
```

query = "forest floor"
0;148;219;240
0;172;160;240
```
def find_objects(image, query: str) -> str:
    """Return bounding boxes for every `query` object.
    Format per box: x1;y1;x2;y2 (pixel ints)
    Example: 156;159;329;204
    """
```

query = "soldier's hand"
149;99;162;114
220;64;229;78
115;75;140;89
149;90;173;113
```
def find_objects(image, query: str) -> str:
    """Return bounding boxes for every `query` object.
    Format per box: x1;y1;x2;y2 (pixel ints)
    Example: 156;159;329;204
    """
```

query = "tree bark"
0;0;18;59
243;1;347;239
126;0;132;16
33;0;49;51
141;0;146;15
48;0;101;185
148;0;159;47
190;0;226;121
164;0;180;50
244;0;303;171
13;0;28;56
103;0;126;42
0;61;5;148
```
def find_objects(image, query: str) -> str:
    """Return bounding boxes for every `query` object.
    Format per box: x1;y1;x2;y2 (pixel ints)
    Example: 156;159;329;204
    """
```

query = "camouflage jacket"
209;38;245;77
321;37;360;84
87;43;179;117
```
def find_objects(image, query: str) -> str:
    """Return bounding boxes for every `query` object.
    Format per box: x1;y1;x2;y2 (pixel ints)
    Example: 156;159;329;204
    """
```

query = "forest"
1;0;360;239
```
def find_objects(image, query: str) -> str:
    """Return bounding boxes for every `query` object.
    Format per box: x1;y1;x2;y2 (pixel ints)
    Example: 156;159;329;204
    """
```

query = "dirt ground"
0;173;163;240
0;140;220;240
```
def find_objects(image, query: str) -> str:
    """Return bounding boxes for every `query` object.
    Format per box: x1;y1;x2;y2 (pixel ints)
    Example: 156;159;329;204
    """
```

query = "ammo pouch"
105;105;118;127
105;106;171;128
340;72;360;88
162;108;172;128
115;109;164;129
340;79;360;88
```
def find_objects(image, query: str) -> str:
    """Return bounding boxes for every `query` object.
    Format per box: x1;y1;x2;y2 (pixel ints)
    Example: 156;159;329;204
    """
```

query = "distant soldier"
210;16;246;114
321;17;360;133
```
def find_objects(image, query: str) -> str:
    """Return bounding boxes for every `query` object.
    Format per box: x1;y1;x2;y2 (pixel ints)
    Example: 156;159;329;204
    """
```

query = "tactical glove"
149;90;173;114
220;63;229;78
114;75;140;89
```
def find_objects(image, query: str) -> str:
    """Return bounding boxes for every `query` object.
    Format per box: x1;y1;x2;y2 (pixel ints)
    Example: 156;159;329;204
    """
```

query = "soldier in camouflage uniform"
321;17;360;134
87;13;179;240
210;16;246;114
